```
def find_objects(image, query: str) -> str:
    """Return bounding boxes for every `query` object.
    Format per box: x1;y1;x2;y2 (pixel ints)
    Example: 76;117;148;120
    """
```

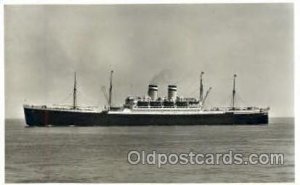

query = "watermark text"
127;150;284;168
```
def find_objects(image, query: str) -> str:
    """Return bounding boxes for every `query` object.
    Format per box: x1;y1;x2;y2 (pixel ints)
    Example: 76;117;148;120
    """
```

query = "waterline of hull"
24;107;268;126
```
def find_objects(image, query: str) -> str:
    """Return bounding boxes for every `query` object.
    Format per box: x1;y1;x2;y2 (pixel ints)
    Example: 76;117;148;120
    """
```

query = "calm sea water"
5;118;294;183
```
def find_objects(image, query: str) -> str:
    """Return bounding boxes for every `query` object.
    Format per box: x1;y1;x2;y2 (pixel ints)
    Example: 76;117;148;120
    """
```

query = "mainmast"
232;74;237;109
108;70;114;108
73;72;77;109
200;71;204;104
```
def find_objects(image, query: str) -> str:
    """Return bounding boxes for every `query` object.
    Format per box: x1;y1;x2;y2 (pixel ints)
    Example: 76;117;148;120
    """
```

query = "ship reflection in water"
5;118;294;183
23;71;269;126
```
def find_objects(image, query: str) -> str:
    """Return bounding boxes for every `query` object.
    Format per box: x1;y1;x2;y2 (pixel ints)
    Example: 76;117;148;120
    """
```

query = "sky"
5;4;294;118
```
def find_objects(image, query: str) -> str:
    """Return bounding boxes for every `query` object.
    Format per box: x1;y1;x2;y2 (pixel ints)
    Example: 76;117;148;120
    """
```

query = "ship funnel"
168;85;177;101
148;84;158;100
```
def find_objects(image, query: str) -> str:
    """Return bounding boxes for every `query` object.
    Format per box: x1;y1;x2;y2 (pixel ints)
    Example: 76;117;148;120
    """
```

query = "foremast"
199;71;204;103
108;70;114;109
73;72;77;109
231;74;237;109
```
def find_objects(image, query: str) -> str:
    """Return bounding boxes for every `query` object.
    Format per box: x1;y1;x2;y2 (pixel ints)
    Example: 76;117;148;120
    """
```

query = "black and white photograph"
4;3;295;183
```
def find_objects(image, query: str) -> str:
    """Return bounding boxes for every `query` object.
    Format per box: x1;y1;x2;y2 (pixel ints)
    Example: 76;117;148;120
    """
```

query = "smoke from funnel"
150;69;174;84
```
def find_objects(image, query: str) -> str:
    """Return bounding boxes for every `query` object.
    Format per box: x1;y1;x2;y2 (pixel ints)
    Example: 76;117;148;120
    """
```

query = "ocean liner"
23;71;269;126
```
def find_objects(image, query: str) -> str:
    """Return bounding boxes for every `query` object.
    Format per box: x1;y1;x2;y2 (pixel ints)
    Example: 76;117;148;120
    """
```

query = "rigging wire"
97;87;105;107
76;88;95;106
224;91;249;107
57;91;73;105
224;93;233;107
236;93;249;107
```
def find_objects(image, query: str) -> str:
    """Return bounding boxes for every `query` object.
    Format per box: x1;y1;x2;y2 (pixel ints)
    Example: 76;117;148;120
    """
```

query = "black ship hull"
24;107;268;126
